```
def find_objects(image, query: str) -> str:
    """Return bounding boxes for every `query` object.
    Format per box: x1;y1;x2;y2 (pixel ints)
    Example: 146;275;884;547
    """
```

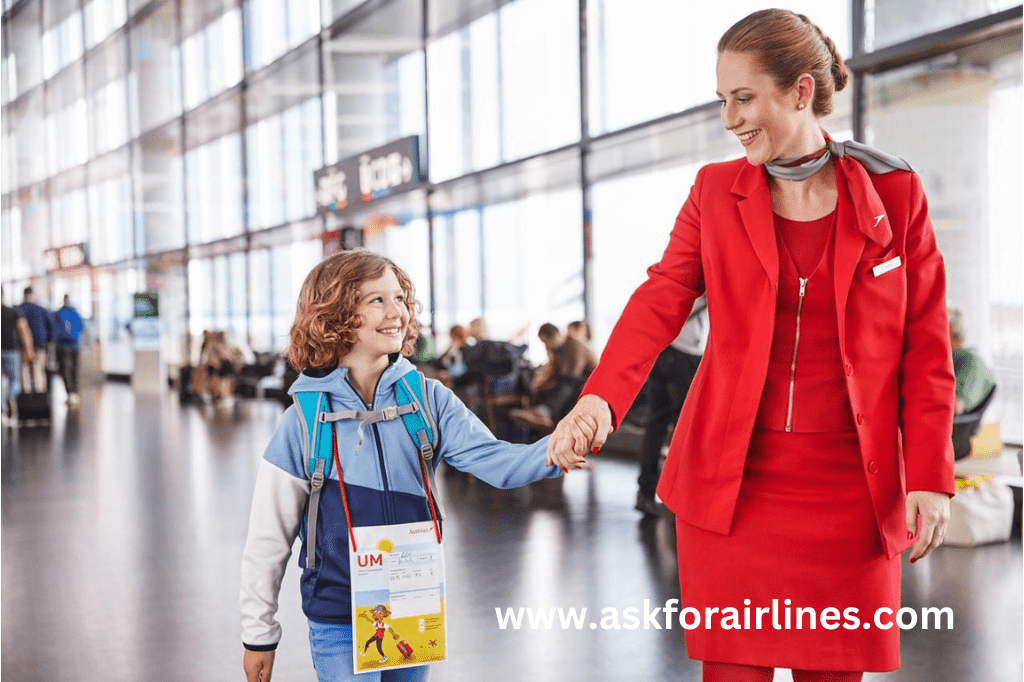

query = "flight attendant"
547;9;955;681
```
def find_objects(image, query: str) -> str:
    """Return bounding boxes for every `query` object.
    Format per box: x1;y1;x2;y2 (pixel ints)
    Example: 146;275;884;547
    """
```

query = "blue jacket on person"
239;355;561;651
18;302;56;348
55;306;84;348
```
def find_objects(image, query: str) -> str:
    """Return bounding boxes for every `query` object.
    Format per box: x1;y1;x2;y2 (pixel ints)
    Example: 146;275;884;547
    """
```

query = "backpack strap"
395;370;445;520
292;390;333;570
294;370;446;569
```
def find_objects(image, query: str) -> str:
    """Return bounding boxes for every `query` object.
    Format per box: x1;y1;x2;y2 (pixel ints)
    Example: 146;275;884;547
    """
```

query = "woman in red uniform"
547;9;955;681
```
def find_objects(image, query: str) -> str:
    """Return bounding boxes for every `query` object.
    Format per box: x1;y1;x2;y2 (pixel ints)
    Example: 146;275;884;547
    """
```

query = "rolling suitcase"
16;391;52;423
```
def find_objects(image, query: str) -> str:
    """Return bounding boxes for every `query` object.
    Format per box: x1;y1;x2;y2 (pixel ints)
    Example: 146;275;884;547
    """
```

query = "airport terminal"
2;0;1022;680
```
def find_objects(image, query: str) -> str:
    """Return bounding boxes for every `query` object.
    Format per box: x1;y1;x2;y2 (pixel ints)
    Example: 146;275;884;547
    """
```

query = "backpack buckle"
310;469;325;490
419;442;434;462
381;405;399;421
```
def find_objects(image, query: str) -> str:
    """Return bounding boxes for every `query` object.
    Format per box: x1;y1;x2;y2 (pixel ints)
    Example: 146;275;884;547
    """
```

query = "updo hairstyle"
718;9;850;117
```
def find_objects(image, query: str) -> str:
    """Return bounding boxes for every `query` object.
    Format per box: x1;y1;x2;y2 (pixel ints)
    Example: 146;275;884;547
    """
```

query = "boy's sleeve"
429;380;561;488
239;406;310;650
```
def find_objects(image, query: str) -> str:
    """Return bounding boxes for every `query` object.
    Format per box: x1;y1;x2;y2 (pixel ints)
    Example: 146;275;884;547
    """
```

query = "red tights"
702;662;863;682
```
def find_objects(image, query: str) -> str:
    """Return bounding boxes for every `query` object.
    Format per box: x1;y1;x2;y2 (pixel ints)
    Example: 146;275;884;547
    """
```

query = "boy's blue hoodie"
240;356;560;650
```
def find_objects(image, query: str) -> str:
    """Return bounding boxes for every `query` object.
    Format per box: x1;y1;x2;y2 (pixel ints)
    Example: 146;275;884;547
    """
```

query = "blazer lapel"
732;162;779;287
833;156;893;347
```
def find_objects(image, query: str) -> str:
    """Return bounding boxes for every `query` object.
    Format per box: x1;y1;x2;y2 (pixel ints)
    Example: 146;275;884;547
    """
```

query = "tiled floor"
2;381;1021;681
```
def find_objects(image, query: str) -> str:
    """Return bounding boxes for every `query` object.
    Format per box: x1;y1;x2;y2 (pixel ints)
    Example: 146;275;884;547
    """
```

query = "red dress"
676;210;901;671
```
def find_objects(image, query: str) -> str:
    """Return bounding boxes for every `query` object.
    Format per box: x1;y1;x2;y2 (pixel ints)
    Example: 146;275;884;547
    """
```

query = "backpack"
292;369;442;569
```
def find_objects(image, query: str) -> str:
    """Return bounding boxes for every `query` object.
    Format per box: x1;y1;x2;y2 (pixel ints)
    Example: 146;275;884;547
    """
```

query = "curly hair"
287;249;422;370
718;9;850;118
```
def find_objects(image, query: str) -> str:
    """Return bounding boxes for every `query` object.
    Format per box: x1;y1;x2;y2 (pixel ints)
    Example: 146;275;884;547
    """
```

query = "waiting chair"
952;385;997;460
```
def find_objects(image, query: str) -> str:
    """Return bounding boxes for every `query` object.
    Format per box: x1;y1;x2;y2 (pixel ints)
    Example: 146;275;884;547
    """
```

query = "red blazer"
583;154;956;558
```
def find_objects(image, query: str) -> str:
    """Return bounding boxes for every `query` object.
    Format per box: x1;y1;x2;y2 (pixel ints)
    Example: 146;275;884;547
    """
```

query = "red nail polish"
562;467;569;473
907;531;914;540
910;557;917;564
591;447;600;454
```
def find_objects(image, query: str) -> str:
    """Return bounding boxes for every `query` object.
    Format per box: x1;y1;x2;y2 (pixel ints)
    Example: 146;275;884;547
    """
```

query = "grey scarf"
765;138;913;181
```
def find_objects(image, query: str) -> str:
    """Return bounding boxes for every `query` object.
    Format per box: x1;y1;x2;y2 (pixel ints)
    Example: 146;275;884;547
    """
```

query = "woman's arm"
898;172;956;560
547;167;709;468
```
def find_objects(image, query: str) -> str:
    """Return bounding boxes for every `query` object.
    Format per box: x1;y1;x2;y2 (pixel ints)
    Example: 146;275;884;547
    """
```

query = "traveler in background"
948;308;996;415
55;294;85;406
510;323;595;432
547;9;954;681
2;287;36;424
566;320;599;374
435;324;471;386
18;286;56;394
468;317;489;343
635;295;707;517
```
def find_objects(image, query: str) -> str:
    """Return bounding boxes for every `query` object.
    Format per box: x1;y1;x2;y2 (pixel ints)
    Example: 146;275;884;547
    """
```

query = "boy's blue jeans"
308;620;430;682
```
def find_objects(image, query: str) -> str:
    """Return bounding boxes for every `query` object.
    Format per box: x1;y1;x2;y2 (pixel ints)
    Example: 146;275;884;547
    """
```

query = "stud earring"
798;103;805;110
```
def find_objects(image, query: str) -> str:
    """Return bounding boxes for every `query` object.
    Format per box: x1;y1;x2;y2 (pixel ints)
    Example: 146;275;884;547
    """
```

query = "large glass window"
248;247;272;351
246;47;322;230
322;0;425;164
87;149;134;265
45;63;88;176
129;2;182;135
1;205;26;282
587;0;849;136
432;208;484;341
2;45;12;107
427;0;579;182
864;35;1023;442
320;0;367;27
268;239;322;350
41;0;83;80
498;0;579;160
185;134;245;244
49;167;89;249
185;95;245;243
282;98;323;223
134;124;186;254
84;0;128;50
9;0;43;98
86;35;131;157
2;107;16;194
246;115;284;230
11;89;48;187
867;0;1021;51
187;257;214;339
15;185;51;277
182;3;243;111
245;0;319;71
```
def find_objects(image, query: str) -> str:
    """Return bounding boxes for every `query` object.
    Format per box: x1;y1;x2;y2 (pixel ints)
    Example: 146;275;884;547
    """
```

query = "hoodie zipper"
785;277;808;433
346;373;395;524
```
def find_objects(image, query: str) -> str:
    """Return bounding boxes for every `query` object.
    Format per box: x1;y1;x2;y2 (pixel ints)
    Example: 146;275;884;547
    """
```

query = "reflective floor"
2;381;1021;682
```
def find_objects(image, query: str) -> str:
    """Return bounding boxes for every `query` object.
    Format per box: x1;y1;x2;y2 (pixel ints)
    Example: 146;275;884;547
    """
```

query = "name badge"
872;256;901;277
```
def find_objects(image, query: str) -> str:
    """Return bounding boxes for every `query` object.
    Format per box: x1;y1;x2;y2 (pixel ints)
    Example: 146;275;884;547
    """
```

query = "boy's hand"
546;394;613;471
243;649;275;682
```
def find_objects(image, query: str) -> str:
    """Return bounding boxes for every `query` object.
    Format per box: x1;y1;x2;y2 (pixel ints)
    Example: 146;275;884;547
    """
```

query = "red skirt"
676;429;900;671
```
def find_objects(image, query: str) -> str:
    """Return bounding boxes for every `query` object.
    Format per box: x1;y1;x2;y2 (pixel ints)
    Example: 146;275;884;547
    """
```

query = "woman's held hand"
906;490;951;563
546;394;613;471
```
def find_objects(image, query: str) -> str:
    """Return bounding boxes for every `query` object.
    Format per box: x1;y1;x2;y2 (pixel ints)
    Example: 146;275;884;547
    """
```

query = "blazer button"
845;363;853;377
867;461;878;474
856;413;865;425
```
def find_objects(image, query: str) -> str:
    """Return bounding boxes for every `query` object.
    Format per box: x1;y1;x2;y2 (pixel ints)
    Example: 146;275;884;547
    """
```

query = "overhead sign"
314;135;422;213
44;243;89;272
